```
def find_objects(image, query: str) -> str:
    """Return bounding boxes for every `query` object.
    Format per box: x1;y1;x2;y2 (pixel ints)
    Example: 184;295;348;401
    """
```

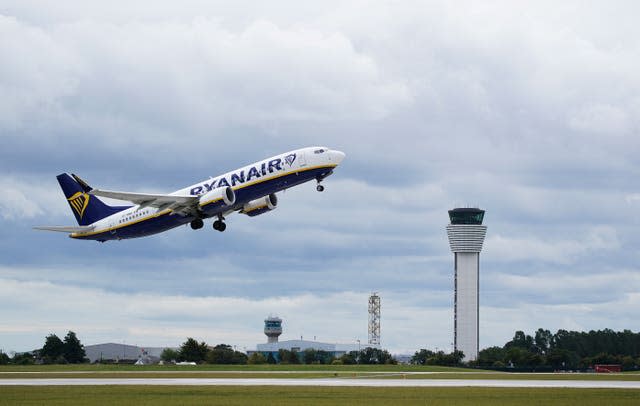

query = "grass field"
1;364;639;381
2;365;639;405
1;386;639;406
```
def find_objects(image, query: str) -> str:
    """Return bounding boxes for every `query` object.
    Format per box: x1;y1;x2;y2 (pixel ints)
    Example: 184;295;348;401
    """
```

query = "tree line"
160;338;249;364
0;334;397;366
411;328;640;371
475;328;640;370
0;331;87;365
253;346;396;365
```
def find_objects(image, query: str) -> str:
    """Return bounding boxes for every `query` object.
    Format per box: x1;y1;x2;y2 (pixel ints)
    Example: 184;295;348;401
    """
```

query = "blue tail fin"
57;173;128;226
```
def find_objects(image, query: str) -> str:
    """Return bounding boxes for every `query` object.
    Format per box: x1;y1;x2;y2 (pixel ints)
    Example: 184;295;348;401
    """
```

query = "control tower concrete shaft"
446;208;487;362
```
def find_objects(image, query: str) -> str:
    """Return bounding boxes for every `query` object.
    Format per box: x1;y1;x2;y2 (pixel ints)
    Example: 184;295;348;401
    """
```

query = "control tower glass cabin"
446;208;486;362
264;316;283;343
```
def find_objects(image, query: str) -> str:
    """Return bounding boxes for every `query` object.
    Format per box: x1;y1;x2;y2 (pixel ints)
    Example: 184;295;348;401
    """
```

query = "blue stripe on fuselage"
71;165;334;242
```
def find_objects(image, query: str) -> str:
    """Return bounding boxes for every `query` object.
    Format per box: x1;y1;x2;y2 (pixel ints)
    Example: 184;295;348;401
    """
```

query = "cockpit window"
314;149;325;154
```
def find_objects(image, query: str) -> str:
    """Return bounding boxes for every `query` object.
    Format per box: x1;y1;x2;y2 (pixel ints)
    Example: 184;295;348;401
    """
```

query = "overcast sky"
1;1;639;355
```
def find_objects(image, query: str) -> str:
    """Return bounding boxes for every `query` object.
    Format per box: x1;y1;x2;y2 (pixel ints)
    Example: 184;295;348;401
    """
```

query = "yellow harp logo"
68;192;90;219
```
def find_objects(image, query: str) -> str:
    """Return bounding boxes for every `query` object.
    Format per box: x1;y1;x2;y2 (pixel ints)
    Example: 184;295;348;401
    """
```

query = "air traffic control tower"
446;208;486;362
264;316;283;343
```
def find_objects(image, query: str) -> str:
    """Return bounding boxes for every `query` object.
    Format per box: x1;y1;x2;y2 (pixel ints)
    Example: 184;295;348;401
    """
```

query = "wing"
34;225;95;233
89;189;199;215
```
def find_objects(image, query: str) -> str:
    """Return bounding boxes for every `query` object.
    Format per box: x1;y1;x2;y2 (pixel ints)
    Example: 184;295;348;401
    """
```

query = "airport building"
84;343;168;364
446;208;487;362
247;316;365;361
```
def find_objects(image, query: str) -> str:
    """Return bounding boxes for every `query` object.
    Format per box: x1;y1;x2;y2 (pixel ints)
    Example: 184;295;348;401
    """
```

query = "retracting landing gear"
316;173;330;192
190;219;204;230
212;215;226;232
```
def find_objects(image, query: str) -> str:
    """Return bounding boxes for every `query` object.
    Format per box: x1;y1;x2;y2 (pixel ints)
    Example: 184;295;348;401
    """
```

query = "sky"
1;1;639;355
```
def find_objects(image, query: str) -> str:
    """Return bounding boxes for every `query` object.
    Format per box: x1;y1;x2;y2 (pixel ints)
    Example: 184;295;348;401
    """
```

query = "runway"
1;378;639;388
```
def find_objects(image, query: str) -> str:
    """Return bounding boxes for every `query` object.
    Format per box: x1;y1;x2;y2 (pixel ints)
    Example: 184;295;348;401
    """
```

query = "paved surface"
1;378;639;388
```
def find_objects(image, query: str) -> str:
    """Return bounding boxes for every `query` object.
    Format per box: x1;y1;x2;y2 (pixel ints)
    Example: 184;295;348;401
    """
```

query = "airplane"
35;146;345;242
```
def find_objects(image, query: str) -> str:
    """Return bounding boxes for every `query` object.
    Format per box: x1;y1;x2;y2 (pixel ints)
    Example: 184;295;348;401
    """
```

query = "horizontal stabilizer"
33;225;95;233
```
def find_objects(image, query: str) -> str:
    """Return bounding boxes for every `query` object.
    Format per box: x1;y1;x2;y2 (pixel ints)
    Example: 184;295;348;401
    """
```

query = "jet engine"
241;194;278;217
198;186;236;214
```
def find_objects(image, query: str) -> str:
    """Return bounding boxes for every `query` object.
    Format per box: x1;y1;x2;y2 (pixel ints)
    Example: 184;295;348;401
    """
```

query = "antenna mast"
368;292;381;346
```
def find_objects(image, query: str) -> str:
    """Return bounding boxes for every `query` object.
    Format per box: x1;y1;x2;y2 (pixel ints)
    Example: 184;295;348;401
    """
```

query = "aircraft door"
297;151;306;167
108;218;118;238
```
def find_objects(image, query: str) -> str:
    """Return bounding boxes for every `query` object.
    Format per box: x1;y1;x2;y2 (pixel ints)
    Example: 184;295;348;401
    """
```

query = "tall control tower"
446;208;486;361
264;316;282;343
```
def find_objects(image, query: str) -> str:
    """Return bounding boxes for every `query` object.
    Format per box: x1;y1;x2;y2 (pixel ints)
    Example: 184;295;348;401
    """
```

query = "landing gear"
316;184;325;192
213;219;226;232
190;219;204;230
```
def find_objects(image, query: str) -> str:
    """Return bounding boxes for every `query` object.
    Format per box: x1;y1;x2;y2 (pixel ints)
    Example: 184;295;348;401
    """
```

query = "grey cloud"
1;1;639;354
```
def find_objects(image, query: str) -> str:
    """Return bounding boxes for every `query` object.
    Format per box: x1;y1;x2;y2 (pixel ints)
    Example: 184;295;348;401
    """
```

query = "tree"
179;338;208;363
41;334;65;364
546;349;578;370
231;350;248;364
534;328;552;354
424;350;464;366
621;356;635;371
207;344;234;364
160;348;179;363
358;347;397;365
505;331;534;352
63;331;86;364
206;344;247;364
411;349;435;365
477;346;506;367
303;348;318;364
302;349;332;364
267;352;277;364
505;347;530;367
339;352;357;365
247;352;267;365
12;352;35;365
278;349;300;364
0;351;10;365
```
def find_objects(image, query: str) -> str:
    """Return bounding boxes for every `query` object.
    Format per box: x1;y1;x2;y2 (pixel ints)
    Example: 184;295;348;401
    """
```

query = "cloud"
0;175;68;220
485;269;640;305
0;15;82;132
568;104;633;135
626;194;640;204
484;226;620;264
1;1;640;355
0;15;410;141
0;276;452;353
2;268;638;354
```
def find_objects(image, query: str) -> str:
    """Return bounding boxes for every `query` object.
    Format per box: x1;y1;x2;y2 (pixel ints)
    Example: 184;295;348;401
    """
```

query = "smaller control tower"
264;316;283;343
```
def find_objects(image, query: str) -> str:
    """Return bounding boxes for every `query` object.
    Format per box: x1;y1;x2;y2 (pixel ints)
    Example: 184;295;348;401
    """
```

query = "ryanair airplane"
35;146;345;242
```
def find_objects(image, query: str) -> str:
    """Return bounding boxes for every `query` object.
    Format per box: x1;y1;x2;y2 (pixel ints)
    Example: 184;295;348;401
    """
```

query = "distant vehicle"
35;146;345;242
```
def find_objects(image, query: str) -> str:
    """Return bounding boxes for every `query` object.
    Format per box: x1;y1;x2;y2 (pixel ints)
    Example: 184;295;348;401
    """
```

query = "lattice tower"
368;293;381;346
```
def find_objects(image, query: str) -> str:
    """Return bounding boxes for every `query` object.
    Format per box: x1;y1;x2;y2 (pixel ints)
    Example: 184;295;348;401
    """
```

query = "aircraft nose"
331;150;346;164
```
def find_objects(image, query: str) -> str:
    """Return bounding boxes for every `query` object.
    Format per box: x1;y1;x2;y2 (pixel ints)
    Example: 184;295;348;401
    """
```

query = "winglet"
71;173;93;192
